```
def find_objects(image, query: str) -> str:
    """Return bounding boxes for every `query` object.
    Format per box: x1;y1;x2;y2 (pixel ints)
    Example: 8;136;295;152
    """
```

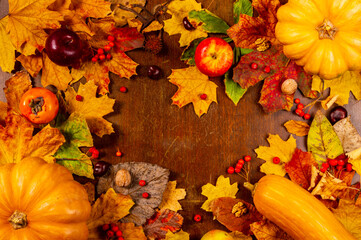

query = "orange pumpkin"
0;157;91;239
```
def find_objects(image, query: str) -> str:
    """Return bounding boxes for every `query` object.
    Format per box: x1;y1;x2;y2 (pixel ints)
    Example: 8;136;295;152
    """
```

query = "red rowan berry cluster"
227;155;252;182
91;35;116;63
102;223;124;240
321;154;353;175
294;98;311;120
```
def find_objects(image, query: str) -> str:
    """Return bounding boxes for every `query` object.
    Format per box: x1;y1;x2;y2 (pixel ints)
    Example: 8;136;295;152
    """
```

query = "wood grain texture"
0;0;361;239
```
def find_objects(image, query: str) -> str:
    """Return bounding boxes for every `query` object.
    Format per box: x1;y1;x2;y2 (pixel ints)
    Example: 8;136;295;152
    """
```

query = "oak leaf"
42;53;73;91
165;230;190;240
284;120;310;137
169;66;218;117
211;197;263;235
250;219;294;240
72;0;111;19
0;16;16;73
307;111;344;165
164;0;207;47
144;209;183;239
201;175;238;212
312;71;361;106
255;134;297;176
159;181;186;212
87;188;134;238
227;0;281;49
332;200;361;239
285;149;318;189
64;81;115;137
16;54;43;77
232;47;317;112
6;0;63;55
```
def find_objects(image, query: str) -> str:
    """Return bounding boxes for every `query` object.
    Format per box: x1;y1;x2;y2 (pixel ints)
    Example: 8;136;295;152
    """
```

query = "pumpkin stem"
316;19;338;40
243;182;255;193
8;210;28;230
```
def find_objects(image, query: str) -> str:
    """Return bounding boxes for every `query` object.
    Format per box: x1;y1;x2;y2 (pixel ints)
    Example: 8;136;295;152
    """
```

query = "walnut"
232;202;248;217
115;169;132;187
281;78;298;95
255;38;270;52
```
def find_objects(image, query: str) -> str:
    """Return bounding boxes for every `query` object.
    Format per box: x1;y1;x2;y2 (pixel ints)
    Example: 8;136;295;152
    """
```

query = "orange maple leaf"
169;66;218;117
227;0;281;49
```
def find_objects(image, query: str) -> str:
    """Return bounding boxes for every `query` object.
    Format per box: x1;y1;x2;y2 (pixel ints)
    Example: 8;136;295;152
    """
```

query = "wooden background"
1;0;361;239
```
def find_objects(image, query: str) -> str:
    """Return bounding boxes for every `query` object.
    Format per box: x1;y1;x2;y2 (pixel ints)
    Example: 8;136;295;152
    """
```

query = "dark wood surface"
1;0;361;239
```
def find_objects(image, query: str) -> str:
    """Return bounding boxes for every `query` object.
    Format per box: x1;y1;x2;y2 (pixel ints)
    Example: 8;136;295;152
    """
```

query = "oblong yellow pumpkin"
253;175;356;240
0;157;91;239
275;0;361;79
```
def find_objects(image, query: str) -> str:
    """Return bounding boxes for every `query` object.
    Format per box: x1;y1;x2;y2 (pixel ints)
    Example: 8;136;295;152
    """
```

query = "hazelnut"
281;78;298;95
115;169;132;187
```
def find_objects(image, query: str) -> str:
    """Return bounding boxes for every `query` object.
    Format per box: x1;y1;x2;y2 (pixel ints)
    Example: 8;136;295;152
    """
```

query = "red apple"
45;28;83;67
195;37;233;77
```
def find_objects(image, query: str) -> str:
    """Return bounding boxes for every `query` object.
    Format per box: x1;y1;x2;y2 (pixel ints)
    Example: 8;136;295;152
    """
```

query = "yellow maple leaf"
312;71;361;106
87;188;134;238
201;175;238;212
165;230;190;240
65;80;115;137
159;181;186;212
42;53;72;91
88;17;115;49
0;102;6;125
0;16;16;73
6;0;63;55
113;0;146;27
72;0;111;19
62;10;94;36
255;134;297;176
284;120;310;137
169;66;217;117
331;200;361;239
16;54;43;77
164;0;207;47
118;223;147;240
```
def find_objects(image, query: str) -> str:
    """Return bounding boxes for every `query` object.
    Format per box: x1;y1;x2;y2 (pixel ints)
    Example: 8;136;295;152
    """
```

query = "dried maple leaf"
144;209;183;239
54;114;94;179
250;219;294;240
16;54;43;77
284;120;310;137
201;175;238;212
311;172;359;202
87;188;134;238
255;134;297;176
211;197;263;235
42;53;73;91
169;66;218;117
0;102;6;125
312;71;361;106
97;162;170;226
285;149;318;189
72;0;111;19
332;200;361;239
83;182;96;204
307;111;344;166
233;47;317;112
165;230;190;240
159;181;186;212
65;81;115;137
164;0;207;47
333;116;361;153
6;0;63;55
113;0;146;27
229;231;253;240
227;0;281;49
0;16;16;73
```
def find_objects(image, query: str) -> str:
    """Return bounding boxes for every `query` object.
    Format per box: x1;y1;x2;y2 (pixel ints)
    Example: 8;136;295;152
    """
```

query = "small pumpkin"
253;175;356;240
275;0;361;80
0;157;91;239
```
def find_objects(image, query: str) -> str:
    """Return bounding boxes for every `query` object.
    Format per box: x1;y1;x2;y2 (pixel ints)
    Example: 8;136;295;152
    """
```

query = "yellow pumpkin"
0;157;91;239
253;175;356;240
275;0;361;80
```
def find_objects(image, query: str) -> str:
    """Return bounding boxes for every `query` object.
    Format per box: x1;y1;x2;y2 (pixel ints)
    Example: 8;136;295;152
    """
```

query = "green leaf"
225;71;247;105
233;0;253;23
189;10;229;34
55;113;94;178
307;111;344;165
180;38;205;65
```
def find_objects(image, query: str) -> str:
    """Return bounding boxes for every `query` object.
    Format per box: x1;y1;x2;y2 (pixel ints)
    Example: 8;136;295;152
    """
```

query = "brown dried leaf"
284;120;310;137
83;182;95;204
285;149;318;189
97;162;170;226
333;116;361;153
250;219;294;240
229;231;253;240
211;197;263;235
144;209;183;239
